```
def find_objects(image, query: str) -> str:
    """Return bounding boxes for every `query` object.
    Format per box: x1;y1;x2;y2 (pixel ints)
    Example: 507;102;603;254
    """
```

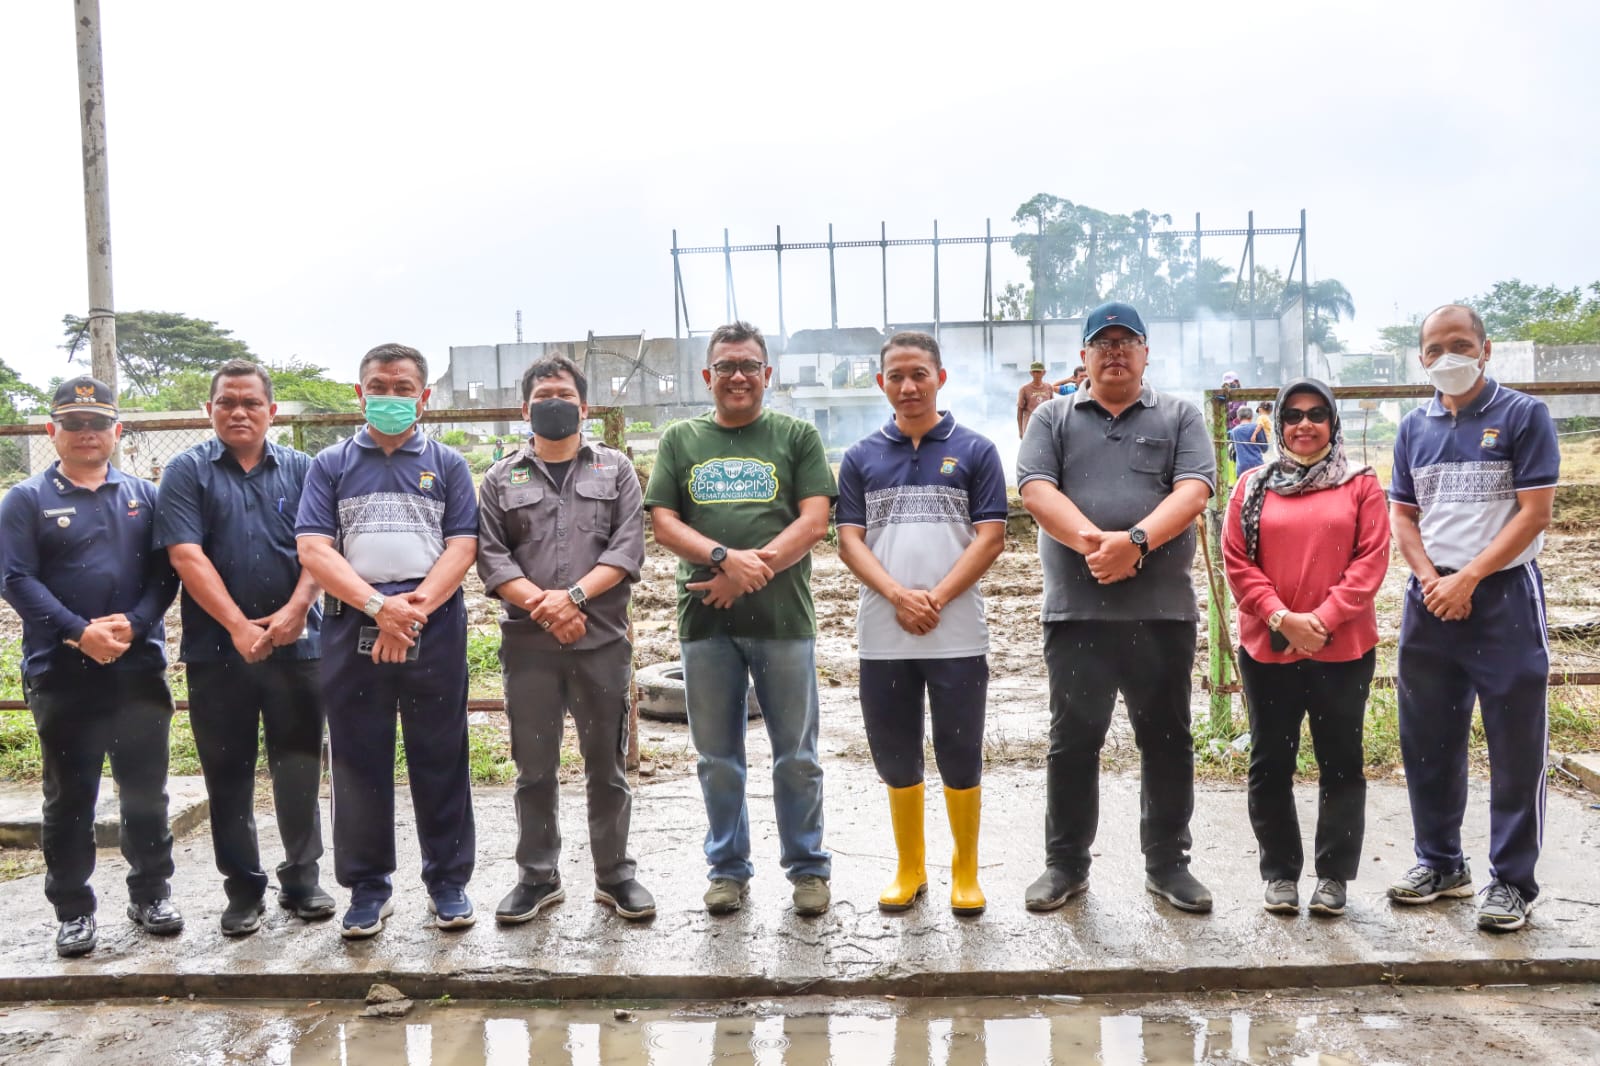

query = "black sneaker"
1024;867;1088;912
128;898;185;935
1387;862;1473;905
495;881;565;925
1145;868;1213;913
220;897;266;937
595;879;656;921
1477;880;1529;932
56;914;97;958
1308;878;1347;917
278;886;337;922
1262;879;1299;914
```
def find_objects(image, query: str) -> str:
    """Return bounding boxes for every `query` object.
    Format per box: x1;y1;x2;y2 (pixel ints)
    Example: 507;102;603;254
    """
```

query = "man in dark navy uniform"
296;344;480;939
155;360;333;936
0;376;182;957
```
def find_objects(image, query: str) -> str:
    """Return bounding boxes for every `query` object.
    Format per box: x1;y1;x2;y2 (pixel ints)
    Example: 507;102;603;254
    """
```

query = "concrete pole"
75;0;118;393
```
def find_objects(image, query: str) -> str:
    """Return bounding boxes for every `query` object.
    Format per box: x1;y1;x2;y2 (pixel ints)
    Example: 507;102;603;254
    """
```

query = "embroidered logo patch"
419;470;437;491
688;457;780;504
510;467;530;485
940;457;959;475
1480;428;1501;449
125;498;141;518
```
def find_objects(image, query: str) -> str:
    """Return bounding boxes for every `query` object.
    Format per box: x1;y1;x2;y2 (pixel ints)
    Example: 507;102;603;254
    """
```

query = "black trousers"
26;669;175;920
858;656;988;790
187;659;327;903
1042;620;1198;878
1238;647;1373;881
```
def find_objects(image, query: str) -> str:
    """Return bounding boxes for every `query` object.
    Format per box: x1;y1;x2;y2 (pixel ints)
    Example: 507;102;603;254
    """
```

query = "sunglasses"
56;415;116;432
1281;406;1331;426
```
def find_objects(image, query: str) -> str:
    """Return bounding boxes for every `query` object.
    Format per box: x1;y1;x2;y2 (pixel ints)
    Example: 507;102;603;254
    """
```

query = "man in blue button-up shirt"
0;376;182;958
154;361;333;936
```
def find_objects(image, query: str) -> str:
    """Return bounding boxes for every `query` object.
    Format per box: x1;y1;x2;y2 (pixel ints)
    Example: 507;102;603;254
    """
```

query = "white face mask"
1426;351;1484;396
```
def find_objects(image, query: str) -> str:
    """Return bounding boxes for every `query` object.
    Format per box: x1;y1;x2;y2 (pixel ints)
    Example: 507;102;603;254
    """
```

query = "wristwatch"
708;545;728;569
1128;526;1150;561
362;593;386;618
1268;609;1288;631
567;585;588;608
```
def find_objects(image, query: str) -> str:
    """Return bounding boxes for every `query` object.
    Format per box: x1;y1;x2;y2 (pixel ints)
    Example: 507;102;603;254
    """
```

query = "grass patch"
0;849;46;883
466;626;503;698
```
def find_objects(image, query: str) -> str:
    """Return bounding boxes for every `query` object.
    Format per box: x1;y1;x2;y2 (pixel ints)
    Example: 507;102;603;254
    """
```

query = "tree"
994;282;1031;321
0;356;45;425
269;360;359;454
1282;279;1355;354
1463;278;1600;344
60;310;255;398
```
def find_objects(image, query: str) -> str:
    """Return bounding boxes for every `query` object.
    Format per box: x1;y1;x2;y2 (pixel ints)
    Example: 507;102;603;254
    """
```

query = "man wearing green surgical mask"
296;344;481;939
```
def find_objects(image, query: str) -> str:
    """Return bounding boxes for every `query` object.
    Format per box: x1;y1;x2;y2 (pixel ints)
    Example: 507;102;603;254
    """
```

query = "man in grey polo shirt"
477;355;655;923
1016;301;1216;914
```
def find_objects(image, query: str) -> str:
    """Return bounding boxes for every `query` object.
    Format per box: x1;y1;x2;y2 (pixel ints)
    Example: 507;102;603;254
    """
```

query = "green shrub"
437;429;470;448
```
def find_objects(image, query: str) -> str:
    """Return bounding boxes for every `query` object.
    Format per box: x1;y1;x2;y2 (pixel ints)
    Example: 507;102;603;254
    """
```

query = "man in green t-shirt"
644;321;836;917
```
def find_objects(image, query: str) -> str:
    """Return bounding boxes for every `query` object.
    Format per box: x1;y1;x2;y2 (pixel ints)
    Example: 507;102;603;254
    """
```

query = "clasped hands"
1276;611;1331;655
1420;569;1476;622
1078;528;1141;585
686;548;778;609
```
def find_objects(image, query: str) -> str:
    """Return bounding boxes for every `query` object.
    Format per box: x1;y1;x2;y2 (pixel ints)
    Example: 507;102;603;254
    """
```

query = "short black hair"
521;355;588;404
879;330;941;369
707;321;767;362
209;359;273;403
1420;304;1487;346
358;343;428;385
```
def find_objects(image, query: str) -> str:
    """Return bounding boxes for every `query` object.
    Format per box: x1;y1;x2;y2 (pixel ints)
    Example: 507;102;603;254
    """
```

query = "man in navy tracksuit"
296;343;480;938
1387;304;1558;932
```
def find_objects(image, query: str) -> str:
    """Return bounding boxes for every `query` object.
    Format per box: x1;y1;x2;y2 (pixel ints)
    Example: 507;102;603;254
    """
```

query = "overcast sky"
3;0;1597;389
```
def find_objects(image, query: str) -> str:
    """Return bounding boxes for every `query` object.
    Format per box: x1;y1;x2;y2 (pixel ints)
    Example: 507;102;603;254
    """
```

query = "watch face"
1129;528;1147;545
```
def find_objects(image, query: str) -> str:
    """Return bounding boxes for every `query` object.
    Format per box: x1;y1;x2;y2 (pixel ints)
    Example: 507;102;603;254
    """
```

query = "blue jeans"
680;636;830;883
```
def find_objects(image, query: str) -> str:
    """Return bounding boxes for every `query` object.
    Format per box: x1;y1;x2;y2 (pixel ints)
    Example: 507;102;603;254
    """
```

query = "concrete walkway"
1;727;1597;1002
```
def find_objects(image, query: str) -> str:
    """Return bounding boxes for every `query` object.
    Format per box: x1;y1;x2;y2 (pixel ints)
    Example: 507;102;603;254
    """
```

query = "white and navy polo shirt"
1389;379;1559;573
296;427;479;588
836;412;1008;660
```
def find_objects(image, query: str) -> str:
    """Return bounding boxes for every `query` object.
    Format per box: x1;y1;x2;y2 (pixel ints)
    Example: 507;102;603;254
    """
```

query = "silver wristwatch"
567;585;588;608
362;593;386;618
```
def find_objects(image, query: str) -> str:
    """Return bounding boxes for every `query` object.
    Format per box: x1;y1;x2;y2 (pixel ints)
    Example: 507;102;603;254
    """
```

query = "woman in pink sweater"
1222;378;1390;918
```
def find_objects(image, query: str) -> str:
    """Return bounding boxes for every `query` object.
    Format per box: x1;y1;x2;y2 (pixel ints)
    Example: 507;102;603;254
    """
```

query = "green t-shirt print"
688;457;780;504
644;410;837;641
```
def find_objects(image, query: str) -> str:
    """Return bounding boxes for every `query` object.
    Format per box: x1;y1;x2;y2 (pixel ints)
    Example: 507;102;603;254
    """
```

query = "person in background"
1387;304;1558;932
1220;371;1245;427
1017;301;1217;915
836;331;1007;917
1017;361;1057;438
1055;366;1088;396
645;321;836;918
476;356;655;924
155;361;333;936
296;343;480;939
1229;404;1270;475
1223;378;1390;918
0;377;182;957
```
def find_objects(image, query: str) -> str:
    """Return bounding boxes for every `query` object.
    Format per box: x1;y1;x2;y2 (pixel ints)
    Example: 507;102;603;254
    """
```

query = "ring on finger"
539;619;552;630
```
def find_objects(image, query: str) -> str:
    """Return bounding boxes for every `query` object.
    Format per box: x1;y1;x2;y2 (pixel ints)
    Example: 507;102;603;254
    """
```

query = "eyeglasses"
1088;336;1145;353
1281;406;1331;425
710;360;766;378
56;415;115;432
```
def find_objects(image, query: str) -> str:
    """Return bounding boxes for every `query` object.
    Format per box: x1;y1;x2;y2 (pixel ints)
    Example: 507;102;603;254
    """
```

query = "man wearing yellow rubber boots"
836;332;1007;915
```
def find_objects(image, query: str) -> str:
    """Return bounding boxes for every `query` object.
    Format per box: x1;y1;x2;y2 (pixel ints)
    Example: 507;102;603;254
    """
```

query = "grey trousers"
501;635;636;886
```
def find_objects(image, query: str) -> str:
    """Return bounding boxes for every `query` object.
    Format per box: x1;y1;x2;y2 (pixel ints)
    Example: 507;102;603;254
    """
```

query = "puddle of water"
274;998;1360;1065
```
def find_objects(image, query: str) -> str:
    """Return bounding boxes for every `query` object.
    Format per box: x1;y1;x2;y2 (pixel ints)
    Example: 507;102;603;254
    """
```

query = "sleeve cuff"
1017;473;1059;489
596;550;643;581
478;565;525;597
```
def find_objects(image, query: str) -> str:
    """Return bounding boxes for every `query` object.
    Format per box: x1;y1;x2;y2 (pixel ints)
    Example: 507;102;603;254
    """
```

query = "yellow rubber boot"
879;783;928;912
945;784;986;916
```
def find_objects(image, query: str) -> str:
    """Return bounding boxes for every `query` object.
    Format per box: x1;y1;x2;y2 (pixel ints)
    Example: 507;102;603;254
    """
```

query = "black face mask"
528;398;581;441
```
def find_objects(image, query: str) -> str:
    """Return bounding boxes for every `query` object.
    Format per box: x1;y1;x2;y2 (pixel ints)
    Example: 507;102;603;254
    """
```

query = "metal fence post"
1205;391;1235;732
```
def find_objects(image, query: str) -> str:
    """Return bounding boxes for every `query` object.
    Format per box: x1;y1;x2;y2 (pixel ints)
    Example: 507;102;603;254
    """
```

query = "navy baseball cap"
1083;301;1147;344
51;375;118;418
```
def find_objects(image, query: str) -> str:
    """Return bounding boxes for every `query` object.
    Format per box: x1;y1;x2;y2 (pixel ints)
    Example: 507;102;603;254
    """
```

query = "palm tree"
1282;278;1355;352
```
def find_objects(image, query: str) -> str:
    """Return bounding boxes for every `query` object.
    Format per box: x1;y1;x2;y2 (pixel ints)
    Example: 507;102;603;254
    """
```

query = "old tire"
635;661;761;723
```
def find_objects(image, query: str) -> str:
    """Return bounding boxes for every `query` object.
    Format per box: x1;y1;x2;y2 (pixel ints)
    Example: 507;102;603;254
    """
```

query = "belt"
1434;566;1458;576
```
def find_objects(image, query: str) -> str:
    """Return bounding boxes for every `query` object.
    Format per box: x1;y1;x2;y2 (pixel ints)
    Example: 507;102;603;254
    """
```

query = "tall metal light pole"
75;0;118;393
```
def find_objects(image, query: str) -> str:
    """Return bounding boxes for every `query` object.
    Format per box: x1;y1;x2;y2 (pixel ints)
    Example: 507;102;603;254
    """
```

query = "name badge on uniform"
45;506;76;528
